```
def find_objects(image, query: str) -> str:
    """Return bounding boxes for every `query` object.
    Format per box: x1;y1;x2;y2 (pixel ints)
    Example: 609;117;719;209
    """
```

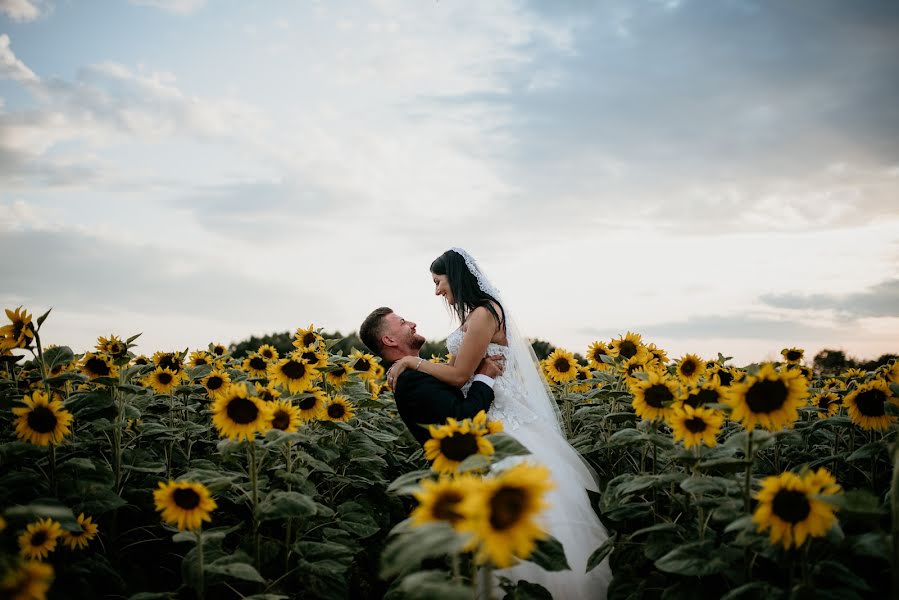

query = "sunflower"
201;369;231;400
608;331;643;360
843;379;897;431
667;405;724;449
0;516;5;532
254;382;281;402
12;391;74;446
678;381;725;410
293;325;324;351
645;342;669;365
298;347;329;368
48;359;72;378
842;368;866;379
257;344;279;361
143;367;183;395
211;343;228;357
323;395;356;423
210;384;272;441
60;513;98;550
724;363;808;431
674;354;706;385
543;348;578;383
886;360;899;384
268;352;319;393
268;399;302;432
781;347;805;365
95;334;127;359
629;370;679;421
151;351;183;373
822;378;846;391
368;380;389;400
708;365;737;387
80;352;118;379
242;353;270;378
411;474;480;530
570;366;593;393
620;351;657;384
153;480;217;531
188;350;213;367
0;306;34;350
586;341;612;371
459;462;554;568
470;409;504;435
0;560;54;600
753;469;840;549
424;417;495;474
810;392;841;419
296;387;328;421
429;354;447;364
133;354;151;366
18;518;62;560
371;361;386;381
325;362;352;387
348;349;378;381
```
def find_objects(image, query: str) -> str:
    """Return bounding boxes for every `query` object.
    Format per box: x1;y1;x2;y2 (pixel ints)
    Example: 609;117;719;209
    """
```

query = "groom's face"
384;312;425;354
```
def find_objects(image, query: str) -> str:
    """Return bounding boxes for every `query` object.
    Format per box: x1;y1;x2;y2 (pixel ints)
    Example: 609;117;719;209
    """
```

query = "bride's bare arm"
388;307;496;388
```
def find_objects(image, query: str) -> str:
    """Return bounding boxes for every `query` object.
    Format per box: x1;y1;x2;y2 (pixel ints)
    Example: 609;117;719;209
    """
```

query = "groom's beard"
410;334;426;351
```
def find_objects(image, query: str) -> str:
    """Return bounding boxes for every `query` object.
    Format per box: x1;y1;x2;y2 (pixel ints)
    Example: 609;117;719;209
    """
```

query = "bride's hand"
386;356;418;390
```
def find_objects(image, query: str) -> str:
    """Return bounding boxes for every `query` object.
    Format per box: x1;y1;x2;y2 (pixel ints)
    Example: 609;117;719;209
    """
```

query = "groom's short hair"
359;306;393;356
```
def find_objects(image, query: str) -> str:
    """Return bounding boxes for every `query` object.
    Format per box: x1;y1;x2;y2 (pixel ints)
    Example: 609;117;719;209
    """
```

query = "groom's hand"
476;355;504;379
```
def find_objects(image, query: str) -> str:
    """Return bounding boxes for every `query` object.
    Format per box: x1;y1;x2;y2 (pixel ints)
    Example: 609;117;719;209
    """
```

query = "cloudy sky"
2;0;898;366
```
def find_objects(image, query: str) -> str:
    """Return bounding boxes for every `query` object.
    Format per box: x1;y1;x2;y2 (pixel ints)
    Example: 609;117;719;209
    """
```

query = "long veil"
450;247;565;436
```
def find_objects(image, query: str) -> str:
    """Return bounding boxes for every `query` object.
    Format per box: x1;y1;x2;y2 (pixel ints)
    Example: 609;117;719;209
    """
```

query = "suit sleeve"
395;373;495;444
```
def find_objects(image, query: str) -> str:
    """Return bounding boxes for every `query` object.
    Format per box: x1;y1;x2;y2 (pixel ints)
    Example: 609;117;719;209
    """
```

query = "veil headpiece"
449;247;564;435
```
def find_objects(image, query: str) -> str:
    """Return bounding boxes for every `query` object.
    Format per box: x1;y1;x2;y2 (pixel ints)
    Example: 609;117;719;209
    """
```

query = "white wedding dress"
447;328;613;600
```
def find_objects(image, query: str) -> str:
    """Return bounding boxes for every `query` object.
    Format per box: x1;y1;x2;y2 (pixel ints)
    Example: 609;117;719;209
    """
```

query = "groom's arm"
395;371;495;445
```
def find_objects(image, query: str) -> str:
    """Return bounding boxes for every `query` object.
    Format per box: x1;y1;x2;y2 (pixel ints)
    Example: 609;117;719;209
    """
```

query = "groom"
359;307;503;446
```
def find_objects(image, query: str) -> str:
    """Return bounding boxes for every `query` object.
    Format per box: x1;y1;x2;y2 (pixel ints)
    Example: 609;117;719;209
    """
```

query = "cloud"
0;34;38;82
128;0;205;15
0;0;44;22
760;278;899;318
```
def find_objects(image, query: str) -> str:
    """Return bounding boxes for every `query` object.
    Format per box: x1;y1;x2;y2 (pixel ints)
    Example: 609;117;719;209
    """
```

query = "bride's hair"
430;249;505;333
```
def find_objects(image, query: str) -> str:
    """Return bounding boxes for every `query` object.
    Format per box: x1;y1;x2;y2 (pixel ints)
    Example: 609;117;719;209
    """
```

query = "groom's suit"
393;370;495;446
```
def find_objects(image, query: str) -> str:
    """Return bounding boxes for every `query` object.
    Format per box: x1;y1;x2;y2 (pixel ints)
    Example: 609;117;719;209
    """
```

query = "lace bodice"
446;328;540;431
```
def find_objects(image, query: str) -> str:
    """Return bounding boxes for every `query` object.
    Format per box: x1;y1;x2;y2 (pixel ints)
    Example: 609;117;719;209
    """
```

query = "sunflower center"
302;351;318;363
592;349;607;361
298;396;317;410
618;341;637;359
576;369;588;381
684;417;707;433
745;379;788;413
173;488;201;510
135;357;149;365
207;376;223;391
158;355;181;371
259;389;276;402
816;395;832;409
680;361;697;376
262;349;274;359
157;372;173;385
302;333;316;346
327;403;346;419
355;358;371;372
440;432;480;461
554;358;571;372
195;357;209;366
86;357;110;376
27;405;59;433
644;384;674;408
692;388;720;407
226;397;259;424
30;531;48;546
271;409;291;430
433;491;464;523
489;487;526;531
281;360;307;379
854;389;886;417
717;371;734;387
771;489;811;523
249;357;267;371
786;351;802;362
214;346;225;356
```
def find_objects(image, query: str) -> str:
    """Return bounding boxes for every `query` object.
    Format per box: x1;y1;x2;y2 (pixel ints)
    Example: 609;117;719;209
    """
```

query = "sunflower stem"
248;441;260;572
476;564;494;600
891;438;899;599
284;442;293;574
774;438;780;473
451;552;461;584
48;444;57;497
196;529;205;600
743;430;755;514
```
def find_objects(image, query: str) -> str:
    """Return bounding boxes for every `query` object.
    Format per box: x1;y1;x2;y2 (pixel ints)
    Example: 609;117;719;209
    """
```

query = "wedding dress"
445;285;613;598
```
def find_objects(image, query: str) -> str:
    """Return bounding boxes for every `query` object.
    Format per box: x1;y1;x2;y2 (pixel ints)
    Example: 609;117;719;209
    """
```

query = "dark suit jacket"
393;370;495;447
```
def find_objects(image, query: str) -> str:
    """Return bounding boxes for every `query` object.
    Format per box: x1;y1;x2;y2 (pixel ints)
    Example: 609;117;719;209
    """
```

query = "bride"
387;247;612;599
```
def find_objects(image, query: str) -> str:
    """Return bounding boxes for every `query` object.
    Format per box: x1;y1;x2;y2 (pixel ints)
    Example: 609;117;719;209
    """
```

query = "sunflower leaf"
380;524;467;579
35;307;52;328
529;536;570;572
386;469;432;494
396;570;471;600
719;582;780;600
204;560;266;584
257;491;318;521
847;441;887;462
586;532;617;572
655;541;728;576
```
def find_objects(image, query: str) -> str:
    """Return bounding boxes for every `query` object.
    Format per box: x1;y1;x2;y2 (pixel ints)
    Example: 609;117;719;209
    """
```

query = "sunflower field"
0;307;896;600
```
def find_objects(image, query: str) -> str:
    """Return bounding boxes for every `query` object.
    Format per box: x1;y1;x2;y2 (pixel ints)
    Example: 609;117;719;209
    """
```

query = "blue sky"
2;0;898;365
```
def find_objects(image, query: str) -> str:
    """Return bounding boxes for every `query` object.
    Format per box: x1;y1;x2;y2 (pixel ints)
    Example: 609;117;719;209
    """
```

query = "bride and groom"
359;248;612;599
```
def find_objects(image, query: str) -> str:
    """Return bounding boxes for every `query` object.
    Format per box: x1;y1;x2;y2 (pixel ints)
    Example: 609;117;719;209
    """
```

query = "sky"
1;0;898;366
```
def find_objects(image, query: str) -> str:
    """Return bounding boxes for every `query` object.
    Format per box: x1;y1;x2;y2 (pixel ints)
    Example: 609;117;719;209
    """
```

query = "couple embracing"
360;248;612;599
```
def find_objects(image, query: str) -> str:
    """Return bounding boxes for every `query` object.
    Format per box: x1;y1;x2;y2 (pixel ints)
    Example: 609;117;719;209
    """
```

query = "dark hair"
430;250;505;333
359;306;393;356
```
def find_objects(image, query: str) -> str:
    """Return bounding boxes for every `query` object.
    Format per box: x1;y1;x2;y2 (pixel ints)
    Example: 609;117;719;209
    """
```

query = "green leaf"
4;501;79;528
822;490;885;517
655;541;728;576
720;582;781;600
488;432;531;457
64;391;115;418
850;532;890;559
42;345;73;371
36;307;52;328
499;580;553;600
846;441;886;462
380;522;468;579
337;501;380;538
458;454;492;473
586;532;616;572
205;561;265;583
680;475;735;495
387;469;432;495
257;491;318;521
724;515;754;534
396;570;471;600
528;536;570;572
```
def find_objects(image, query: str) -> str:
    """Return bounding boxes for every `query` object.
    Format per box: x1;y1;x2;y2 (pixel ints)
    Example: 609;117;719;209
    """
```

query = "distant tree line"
812;349;897;377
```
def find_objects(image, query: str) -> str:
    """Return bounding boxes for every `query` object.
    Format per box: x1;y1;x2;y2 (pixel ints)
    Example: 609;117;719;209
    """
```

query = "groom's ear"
380;334;397;349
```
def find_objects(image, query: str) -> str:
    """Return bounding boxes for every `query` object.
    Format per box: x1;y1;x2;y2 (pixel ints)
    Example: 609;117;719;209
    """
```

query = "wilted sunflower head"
843;379;897;431
424;418;495;474
0;306;35;350
81;352;117;379
724;363;808;431
12;390;74;447
153;480;217;531
210;383;272;441
323;395;356;422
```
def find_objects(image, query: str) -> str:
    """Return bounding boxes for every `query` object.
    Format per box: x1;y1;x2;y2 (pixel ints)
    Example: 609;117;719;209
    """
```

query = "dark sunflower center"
327;403;346;419
281;360;306;379
226;397;259;424
110;342;126;357
576;369;588;381
680;360;697;376
644;384;674;408
433;491;464;523
249;357;267;370
626;362;642;376
717;371;734;387
158;355;181;371
50;364;64;375
31;531;48;546
271;409;291;430
684;417;707;433
682;392;701;409
553;358;571;372
207;376;223;390
816;395;832;409
27;405;58;434
298;396;318;410
745;379;788;413
157;372;173;385
262;350;274;359
86;357;110;376
173;488;201;510
690;388;720;407
439;432;480;461
489;487;526;530
854;389;886;417
302;351;318;363
592;349;607;361
354;358;371;372
618;340;637;359
213;346;225;356
195;357;209;365
786;351;802;361
13;321;26;340
771;489;811;523
259;389;276;401
135;357;149;365
302;333;316;346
